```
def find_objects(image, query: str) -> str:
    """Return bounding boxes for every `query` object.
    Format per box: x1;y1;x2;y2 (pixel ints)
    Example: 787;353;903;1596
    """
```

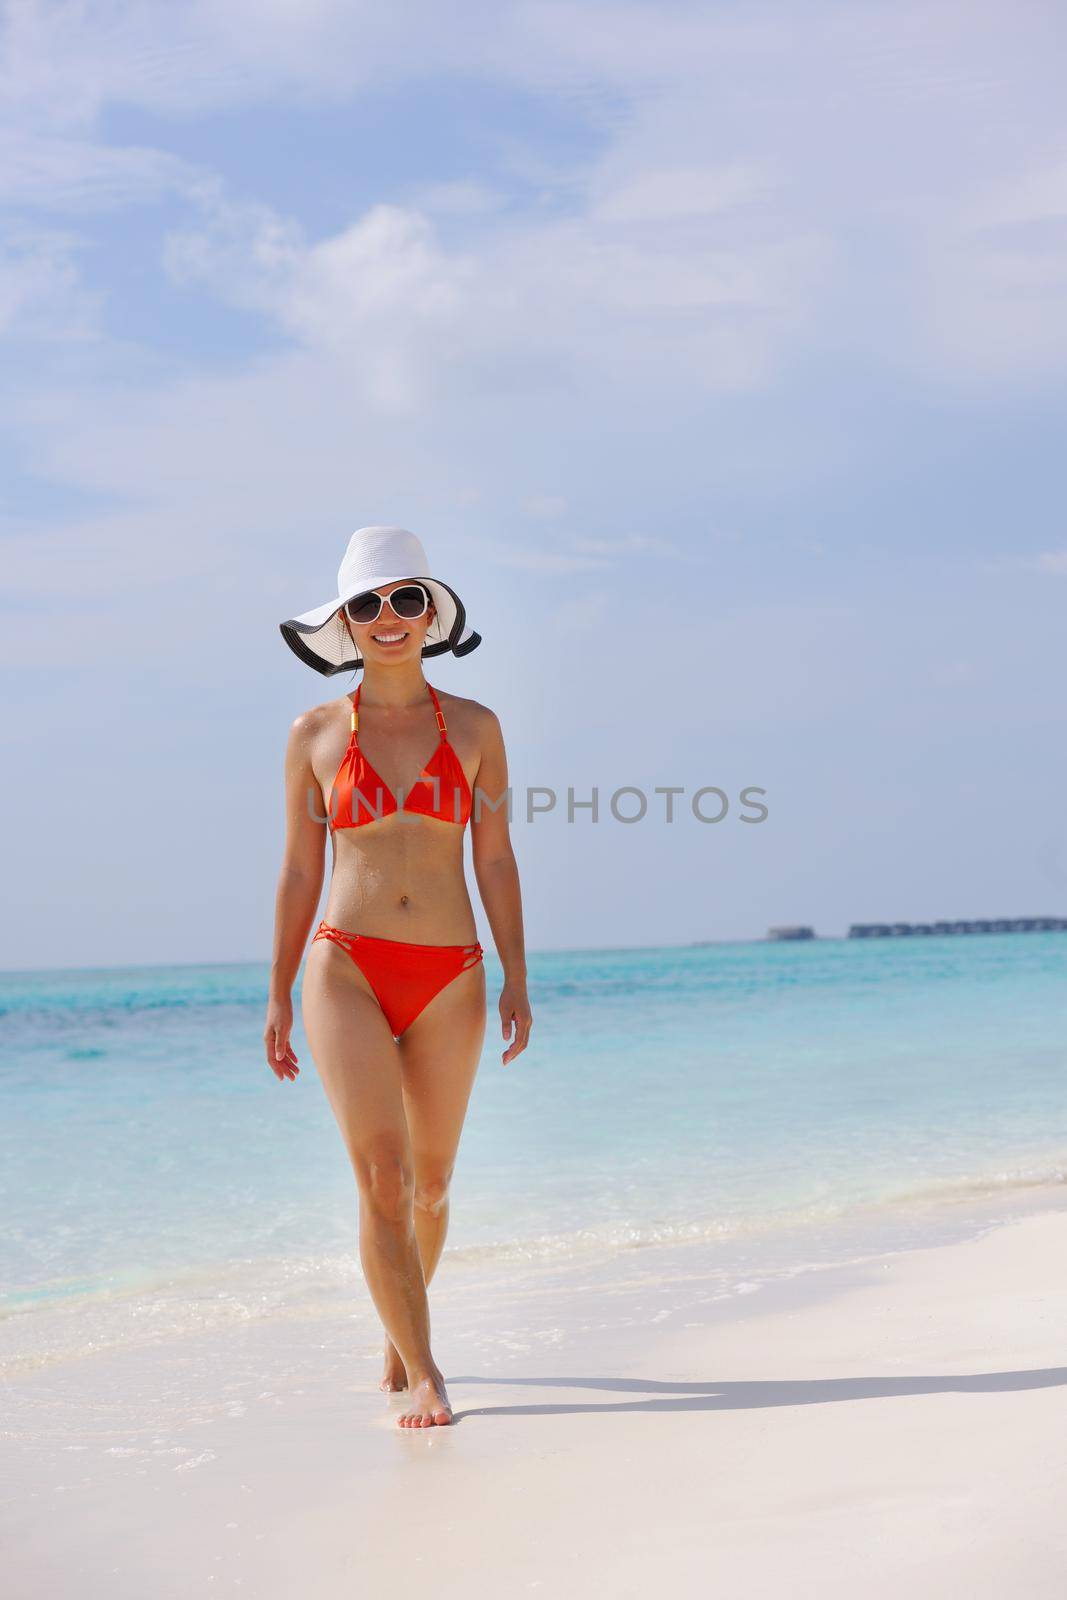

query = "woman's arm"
263;711;327;1082
471;708;533;1066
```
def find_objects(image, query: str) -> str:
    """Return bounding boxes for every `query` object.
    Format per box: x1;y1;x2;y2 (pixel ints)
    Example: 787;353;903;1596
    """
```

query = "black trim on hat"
279;575;481;676
453;630;482;657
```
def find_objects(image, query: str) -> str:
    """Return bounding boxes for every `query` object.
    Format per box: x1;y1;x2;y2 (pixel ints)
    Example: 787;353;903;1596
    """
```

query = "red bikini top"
328;681;473;831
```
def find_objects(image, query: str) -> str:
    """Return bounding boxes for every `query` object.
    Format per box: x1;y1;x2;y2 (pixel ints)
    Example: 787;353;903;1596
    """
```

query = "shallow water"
3;932;1066;1367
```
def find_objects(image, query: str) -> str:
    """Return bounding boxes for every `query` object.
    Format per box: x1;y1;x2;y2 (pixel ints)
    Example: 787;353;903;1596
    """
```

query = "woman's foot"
397;1371;453;1427
380;1337;408;1392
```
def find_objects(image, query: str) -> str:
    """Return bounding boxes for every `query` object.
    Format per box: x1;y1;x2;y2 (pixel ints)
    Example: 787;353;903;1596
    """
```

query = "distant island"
686;917;1067;947
848;918;1067;937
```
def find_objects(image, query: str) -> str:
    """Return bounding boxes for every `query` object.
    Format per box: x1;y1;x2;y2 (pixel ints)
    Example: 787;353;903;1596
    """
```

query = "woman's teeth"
373;631;407;644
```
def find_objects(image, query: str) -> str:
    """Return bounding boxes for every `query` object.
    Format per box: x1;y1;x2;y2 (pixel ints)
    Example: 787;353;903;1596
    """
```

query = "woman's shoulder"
434;686;499;735
285;691;351;748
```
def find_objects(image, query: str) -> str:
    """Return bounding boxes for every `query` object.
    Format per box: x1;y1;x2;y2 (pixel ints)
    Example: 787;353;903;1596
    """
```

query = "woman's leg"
300;941;452;1425
382;957;488;1416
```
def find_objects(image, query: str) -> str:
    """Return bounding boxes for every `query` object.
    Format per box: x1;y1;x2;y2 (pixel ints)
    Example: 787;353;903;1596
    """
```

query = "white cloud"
520;496;568;520
469;527;681;574
571;533;679;556
159;171;832;412
0;222;102;338
590;164;773;224
0;128;195;212
908;144;1067;389
8;0;1067;400
2;0;1067;654
477;543;615;574
411;180;507;218
958;157;1067;231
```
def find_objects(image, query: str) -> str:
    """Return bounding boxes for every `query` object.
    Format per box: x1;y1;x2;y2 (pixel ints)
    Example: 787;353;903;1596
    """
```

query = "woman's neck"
357;663;430;709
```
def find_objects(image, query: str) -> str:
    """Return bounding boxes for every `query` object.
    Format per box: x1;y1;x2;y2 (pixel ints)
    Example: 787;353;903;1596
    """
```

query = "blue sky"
2;0;1065;969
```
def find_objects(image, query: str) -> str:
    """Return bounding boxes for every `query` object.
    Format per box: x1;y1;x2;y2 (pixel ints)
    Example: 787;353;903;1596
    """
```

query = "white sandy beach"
5;1189;1067;1598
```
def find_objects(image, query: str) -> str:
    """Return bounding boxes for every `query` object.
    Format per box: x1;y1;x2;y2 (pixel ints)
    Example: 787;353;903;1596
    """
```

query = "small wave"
872;1161;1067;1208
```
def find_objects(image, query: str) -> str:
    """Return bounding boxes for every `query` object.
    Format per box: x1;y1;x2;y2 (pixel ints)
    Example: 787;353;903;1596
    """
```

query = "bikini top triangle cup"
328;681;474;831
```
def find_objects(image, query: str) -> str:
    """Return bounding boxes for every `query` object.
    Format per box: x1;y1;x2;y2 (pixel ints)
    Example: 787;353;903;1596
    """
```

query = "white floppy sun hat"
279;525;482;676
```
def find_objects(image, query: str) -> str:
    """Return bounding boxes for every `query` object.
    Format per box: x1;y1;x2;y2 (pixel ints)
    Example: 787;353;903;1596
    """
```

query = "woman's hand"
264;994;300;1082
499;977;533;1066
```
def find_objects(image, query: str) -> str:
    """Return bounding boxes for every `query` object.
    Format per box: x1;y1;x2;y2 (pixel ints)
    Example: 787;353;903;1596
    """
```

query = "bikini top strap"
427;682;448;739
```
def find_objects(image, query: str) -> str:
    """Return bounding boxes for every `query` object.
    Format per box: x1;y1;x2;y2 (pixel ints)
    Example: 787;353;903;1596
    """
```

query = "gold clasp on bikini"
351;708;359;733
434;709;447;734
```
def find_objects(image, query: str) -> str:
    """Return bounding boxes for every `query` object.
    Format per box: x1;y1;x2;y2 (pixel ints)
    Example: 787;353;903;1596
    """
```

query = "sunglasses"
344;584;432;626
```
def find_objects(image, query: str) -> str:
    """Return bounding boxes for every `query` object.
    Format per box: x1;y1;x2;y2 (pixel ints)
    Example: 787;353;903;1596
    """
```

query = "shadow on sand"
443;1366;1067;1422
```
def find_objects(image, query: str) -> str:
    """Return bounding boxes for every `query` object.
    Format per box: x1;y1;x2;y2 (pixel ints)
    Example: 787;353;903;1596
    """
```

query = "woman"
264;525;533;1429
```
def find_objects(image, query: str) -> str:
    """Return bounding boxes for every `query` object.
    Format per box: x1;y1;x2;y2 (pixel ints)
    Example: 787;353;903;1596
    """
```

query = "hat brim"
280;573;481;676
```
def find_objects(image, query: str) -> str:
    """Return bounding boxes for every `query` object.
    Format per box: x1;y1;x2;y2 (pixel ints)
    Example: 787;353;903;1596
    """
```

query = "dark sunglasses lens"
346;593;381;625
389;585;427;619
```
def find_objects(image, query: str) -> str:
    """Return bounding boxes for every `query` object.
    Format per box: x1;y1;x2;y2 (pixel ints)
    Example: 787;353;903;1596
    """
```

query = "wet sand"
5;1190;1067;1597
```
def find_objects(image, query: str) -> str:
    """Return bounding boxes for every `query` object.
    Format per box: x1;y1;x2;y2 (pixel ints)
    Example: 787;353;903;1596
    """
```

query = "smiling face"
342;580;437;663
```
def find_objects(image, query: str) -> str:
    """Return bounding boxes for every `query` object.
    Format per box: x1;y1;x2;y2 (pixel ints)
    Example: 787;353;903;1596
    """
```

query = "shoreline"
5;1166;1067;1376
5;1181;1067;1595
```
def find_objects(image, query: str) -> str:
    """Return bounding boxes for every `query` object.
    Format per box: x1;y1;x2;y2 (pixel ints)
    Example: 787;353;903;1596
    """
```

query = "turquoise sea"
3;933;1067;1370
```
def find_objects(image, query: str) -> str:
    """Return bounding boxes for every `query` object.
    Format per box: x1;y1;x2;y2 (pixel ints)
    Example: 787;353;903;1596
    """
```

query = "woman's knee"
353;1139;415;1220
414;1169;452;1218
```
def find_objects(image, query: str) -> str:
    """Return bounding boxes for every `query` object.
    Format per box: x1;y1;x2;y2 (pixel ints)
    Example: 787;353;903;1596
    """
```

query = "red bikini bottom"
312;919;484;1039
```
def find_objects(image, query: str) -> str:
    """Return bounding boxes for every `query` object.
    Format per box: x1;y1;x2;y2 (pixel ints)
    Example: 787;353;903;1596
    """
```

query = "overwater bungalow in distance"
848;918;1067;938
